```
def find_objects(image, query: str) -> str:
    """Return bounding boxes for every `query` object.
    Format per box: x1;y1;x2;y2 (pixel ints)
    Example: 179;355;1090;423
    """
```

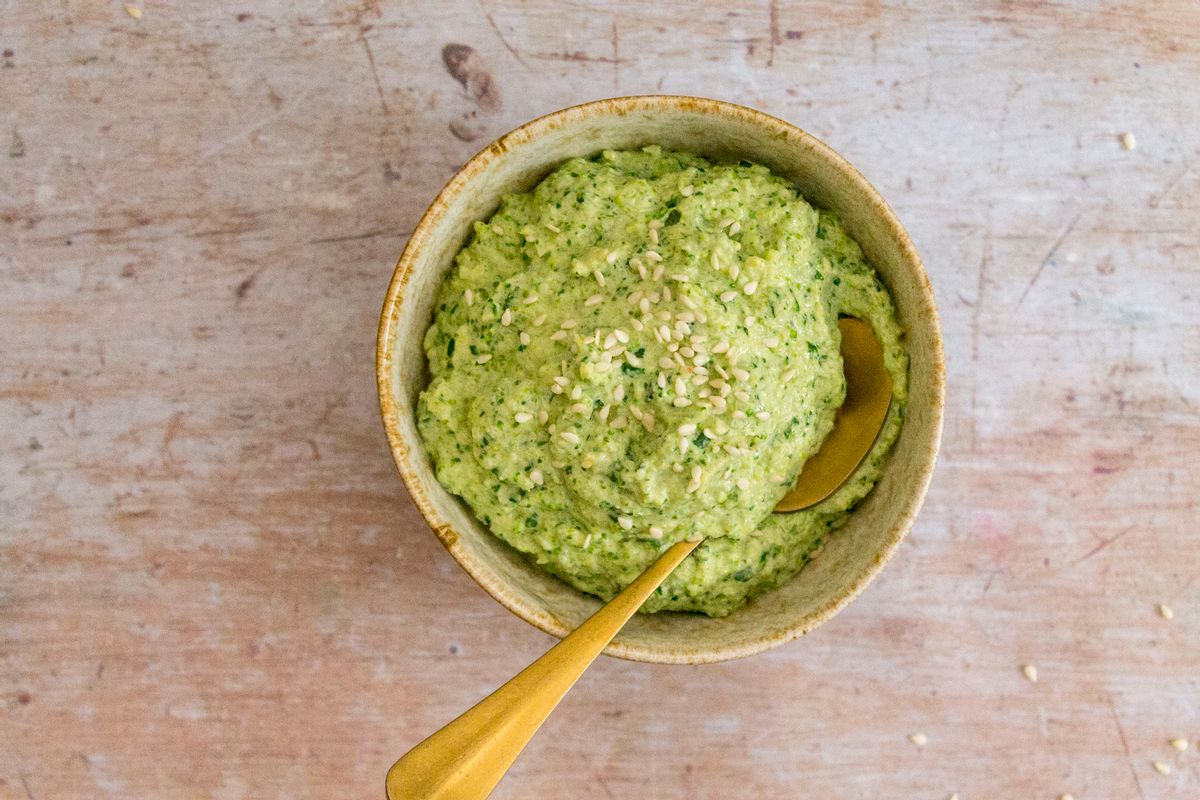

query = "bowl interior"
378;97;943;664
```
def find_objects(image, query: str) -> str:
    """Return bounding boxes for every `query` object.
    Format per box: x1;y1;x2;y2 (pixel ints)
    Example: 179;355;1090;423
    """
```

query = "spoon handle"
385;538;701;800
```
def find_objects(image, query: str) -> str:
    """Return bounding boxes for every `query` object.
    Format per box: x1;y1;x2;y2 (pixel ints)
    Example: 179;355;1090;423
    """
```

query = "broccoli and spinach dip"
417;147;907;616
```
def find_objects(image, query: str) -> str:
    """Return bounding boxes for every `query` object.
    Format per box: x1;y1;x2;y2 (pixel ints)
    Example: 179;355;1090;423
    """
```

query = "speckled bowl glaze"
377;96;944;664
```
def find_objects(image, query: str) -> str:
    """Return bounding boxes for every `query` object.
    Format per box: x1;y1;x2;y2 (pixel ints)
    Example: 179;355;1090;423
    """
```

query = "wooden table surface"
3;2;1198;798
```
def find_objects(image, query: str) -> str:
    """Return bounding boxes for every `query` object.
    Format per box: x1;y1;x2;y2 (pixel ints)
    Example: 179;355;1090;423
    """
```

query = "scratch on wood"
360;31;390;115
1073;526;1135;566
1107;694;1147;800
482;7;527;68
611;18;620;92
306;228;404;245
768;0;781;67
1016;212;1081;308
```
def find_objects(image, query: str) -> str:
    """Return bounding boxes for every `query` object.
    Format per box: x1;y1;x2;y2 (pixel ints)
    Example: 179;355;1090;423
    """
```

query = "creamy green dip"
417;147;907;616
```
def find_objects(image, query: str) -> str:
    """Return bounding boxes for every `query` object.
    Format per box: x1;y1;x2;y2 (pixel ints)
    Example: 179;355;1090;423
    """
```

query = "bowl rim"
376;94;945;664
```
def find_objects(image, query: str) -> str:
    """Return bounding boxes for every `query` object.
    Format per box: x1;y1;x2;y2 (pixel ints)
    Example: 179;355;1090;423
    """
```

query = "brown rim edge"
376;95;946;665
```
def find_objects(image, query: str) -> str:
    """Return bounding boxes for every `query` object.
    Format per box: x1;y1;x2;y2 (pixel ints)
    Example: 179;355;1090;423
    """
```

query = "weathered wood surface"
2;2;1198;797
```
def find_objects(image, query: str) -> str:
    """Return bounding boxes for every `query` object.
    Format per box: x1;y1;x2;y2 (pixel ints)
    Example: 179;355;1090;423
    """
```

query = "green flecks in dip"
418;147;908;616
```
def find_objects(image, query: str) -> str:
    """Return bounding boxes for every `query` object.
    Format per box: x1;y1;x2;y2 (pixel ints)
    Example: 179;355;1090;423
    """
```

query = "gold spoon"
386;317;892;800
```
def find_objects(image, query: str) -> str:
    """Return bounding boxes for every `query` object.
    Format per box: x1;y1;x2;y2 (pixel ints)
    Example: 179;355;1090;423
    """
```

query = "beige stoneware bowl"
377;96;944;664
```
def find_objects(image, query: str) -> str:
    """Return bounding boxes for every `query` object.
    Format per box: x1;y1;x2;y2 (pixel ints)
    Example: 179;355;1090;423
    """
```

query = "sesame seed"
908;733;927;747
523;295;539;305
736;477;750;491
594;269;606;287
569;385;582;400
710;251;721;270
579;452;595;468
734;390;751;403
613;385;626;403
698;387;711;399
639;297;652;313
781;369;796;383
561;319;579;330
533;314;547;327
530;468;544;485
732;409;747;419
603;332;618;349
724;444;740;456
729;263;740;280
710;395;728;411
658;356;675;370
755;411;770;420
550;383;564;394
743;281;758;295
463;289;474;306
500;308;513;326
678;422;697;436
673;353;686;368
552;375;569;386
618;515;633;530
625;351;642;367
629;405;644;421
538;410;549;424
693;373;707;385
1121;132;1137;150
1152;761;1170;775
594;361;613;373
1021;664;1038;683
560;430;581;445
731;368;751;382
644;250;663;262
765;336;780;348
641;413;655;432
719;290;738;303
613;328;629;344
744;315;756;326
652;264;665;282
663;285;673;302
1158;603;1174;620
729;221;741;235
492;224;504;235
607;250;620;264
476;354;493;364
694;354;709;367
658;324;672;342
714;364;729;379
657;309;671;321
649;228;659;244
636;261;648;279
582;533;592;548
630;318;645;332
550;330;567;341
710;342;731;356
544;222;561;233
678;311;696;324
1169;737;1189;751
673;397;691;407
585;294;603;307
681;294;698;310
610;415;627;429
681;184;694;196
680;346;695;358
515;412;532;423
687;466;702;493
649;219;664;230
671;273;690;283
571;402;588;414
598;403;610;421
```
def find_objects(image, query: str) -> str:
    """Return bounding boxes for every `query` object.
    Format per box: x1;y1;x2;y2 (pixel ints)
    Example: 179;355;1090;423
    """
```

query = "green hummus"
417;147;907;616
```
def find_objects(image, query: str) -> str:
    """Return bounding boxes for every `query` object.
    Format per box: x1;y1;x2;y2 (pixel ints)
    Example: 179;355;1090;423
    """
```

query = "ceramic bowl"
377;95;944;664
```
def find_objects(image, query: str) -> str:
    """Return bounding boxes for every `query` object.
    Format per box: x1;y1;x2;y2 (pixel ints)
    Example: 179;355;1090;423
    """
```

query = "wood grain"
2;1;1198;797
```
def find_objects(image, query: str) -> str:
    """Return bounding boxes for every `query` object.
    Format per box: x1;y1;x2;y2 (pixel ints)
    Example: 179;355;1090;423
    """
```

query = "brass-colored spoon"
386;317;892;800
